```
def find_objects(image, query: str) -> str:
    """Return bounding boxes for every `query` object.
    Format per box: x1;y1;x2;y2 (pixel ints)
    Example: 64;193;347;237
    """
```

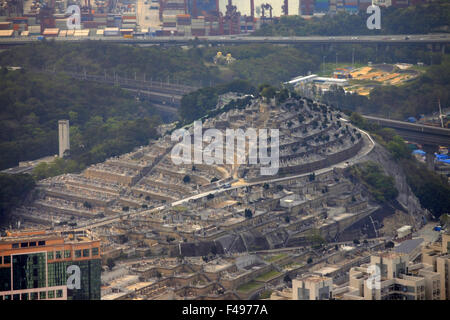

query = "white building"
58;120;70;158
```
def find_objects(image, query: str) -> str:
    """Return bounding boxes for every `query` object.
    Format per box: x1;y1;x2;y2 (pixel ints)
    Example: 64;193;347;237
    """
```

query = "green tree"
0;173;35;224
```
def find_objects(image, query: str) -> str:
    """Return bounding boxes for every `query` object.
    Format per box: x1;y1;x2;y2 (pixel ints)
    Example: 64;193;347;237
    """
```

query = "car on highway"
222;183;231;189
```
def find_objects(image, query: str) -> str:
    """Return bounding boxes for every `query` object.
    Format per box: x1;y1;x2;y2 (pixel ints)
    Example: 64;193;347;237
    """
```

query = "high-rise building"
340;237;450;300
422;233;450;300
58;120;70;158
0;230;101;300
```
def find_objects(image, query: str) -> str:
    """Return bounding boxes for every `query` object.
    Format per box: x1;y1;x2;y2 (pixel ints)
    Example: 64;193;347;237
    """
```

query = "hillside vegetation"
0;69;159;172
350;113;450;218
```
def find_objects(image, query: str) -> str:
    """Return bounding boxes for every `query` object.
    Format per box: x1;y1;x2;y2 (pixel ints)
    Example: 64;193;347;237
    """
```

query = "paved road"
136;0;160;30
1;33;449;46
363;115;450;146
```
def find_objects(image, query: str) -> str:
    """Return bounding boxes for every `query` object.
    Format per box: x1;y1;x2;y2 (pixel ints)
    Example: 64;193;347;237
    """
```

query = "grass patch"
255;270;282;282
259;290;273;299
264;253;288;263
172;206;188;212
237;281;264;293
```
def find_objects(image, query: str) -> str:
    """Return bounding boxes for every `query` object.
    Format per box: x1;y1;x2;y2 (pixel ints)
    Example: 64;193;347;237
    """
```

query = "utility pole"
335;52;338;68
438;99;444;128
352;47;355;67
322;56;326;74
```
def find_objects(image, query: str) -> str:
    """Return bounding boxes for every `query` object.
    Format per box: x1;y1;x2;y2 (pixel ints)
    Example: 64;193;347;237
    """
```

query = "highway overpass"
363;115;450;146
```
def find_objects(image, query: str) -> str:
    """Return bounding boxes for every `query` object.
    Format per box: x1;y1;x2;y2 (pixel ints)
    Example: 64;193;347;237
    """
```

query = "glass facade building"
0;230;101;300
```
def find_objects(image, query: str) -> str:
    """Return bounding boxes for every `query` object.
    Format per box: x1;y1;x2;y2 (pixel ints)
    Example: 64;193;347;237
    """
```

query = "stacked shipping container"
344;0;358;13
315;0;329;13
191;16;206;36
299;0;315;15
358;0;372;11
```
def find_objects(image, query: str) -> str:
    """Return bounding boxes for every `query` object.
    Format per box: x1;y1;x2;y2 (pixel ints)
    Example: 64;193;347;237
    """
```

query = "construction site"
291;63;422;98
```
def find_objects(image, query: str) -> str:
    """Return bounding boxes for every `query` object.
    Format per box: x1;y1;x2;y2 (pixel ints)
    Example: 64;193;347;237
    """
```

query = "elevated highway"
1;33;449;48
363;115;450;146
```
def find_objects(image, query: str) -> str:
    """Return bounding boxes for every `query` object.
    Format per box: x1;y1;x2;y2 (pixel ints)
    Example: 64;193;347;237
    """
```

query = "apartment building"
0;230;101;300
341;235;450;300
292;274;333;300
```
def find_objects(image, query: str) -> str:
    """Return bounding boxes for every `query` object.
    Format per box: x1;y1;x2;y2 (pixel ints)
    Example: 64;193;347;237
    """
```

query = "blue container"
315;3;329;9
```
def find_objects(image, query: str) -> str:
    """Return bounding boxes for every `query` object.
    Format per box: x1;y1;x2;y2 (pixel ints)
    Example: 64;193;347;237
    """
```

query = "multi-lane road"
1;33;449;46
363;115;450;146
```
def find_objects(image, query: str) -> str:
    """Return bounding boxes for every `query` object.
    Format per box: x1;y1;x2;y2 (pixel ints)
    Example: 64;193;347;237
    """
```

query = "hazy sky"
218;0;300;18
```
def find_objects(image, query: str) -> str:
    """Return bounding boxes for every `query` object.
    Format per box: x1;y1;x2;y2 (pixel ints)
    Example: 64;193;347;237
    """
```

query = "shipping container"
43;28;59;36
0;22;11;30
28;25;41;35
344;5;358;13
104;27;120;36
315;2;329;11
74;29;90;37
0;30;14;37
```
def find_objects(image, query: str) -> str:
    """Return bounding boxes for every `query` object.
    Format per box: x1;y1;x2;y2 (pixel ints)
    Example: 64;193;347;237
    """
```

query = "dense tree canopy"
348;161;398;203
350;113;450;218
254;1;450;36
0;173;35;224
0;69;159;173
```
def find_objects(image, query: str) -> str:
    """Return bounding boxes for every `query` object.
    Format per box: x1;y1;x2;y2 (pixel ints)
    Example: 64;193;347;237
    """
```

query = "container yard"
0;0;432;38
